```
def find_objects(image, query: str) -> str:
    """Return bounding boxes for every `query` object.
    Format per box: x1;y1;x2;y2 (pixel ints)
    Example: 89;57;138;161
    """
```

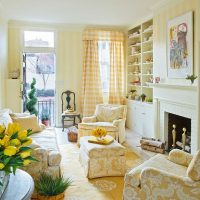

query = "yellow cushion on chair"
187;150;200;181
12;115;42;133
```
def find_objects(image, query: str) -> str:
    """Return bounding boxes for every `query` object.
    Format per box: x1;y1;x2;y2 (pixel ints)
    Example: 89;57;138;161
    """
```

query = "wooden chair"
61;90;81;131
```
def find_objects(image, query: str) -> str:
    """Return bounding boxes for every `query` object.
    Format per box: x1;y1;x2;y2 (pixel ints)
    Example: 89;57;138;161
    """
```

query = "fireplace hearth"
168;113;191;153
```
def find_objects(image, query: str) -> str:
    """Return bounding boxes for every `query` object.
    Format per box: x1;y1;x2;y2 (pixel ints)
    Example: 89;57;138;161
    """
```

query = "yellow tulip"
23;159;31;166
4;146;17;156
10;138;21;146
18;130;27;140
0;135;10;147
20;150;31;159
0;125;6;134
22;138;32;146
0;163;5;169
6;123;21;136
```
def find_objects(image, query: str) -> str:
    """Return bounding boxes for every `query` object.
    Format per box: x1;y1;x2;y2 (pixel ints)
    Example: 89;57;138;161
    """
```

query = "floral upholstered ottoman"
79;136;126;179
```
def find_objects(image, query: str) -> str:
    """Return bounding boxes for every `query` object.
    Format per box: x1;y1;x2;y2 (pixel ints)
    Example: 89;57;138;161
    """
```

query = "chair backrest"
61;90;76;113
95;104;127;122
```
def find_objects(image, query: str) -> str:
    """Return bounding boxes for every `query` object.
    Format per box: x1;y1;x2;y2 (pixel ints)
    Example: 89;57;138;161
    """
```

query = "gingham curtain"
81;39;103;117
81;29;125;116
109;41;125;104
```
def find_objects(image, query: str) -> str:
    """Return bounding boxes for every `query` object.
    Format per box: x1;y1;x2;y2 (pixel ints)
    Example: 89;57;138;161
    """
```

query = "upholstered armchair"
123;149;200;200
78;104;127;144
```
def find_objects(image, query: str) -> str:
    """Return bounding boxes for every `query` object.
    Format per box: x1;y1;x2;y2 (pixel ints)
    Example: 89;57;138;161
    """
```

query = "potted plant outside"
41;113;50;126
35;173;72;200
140;93;146;102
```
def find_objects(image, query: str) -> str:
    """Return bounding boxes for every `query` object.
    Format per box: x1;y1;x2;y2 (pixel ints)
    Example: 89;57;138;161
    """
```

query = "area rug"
59;143;142;200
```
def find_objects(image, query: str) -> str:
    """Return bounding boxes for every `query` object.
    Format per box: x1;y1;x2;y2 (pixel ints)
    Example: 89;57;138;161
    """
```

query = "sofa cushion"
78;122;117;132
95;105;124;122
12;115;42;133
48;151;61;166
125;154;188;188
187;150;200;181
10;112;30;118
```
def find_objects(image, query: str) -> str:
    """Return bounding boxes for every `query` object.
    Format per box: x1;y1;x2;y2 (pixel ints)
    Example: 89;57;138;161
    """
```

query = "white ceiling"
1;0;166;27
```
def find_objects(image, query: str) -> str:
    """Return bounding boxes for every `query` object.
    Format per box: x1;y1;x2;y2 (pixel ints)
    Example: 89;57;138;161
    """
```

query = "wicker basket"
67;126;78;142
37;192;64;200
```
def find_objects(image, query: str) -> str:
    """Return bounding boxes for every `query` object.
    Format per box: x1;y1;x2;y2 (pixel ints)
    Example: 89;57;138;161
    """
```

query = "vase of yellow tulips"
0;123;37;197
91;128;107;141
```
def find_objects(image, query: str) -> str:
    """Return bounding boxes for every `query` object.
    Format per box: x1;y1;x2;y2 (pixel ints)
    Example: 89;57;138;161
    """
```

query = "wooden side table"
2;169;34;200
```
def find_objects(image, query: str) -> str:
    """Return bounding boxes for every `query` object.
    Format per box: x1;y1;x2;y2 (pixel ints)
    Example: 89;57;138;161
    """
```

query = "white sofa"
0;109;61;180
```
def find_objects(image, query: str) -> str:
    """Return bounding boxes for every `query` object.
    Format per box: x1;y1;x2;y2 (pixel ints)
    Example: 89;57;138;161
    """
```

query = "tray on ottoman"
79;136;126;179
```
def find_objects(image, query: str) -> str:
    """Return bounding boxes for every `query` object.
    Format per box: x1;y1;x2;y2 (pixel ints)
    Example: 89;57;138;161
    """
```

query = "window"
24;31;54;48
98;41;110;93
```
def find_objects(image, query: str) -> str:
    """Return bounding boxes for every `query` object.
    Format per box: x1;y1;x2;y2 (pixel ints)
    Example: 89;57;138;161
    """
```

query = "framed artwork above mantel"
167;11;193;78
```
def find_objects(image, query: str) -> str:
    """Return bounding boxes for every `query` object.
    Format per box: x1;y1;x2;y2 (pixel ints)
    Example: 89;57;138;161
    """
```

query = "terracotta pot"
42;120;49;126
37;193;64;200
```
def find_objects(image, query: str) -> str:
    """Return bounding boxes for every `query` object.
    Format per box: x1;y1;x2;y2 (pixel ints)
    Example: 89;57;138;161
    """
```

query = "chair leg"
73;117;76;126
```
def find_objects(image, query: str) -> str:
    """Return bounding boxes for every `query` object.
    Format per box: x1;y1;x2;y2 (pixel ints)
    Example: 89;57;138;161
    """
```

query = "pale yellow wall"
8;22;83;126
153;0;199;85
0;16;8;109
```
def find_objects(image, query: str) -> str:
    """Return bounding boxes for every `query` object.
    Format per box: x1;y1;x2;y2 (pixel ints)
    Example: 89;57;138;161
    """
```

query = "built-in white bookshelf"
127;19;153;101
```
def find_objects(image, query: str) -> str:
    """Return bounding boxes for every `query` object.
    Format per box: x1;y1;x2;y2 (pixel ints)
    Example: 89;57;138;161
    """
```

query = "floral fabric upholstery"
79;136;126;178
123;151;200;200
22;128;61;179
187;150;200;181
169;149;193;167
78;104;127;143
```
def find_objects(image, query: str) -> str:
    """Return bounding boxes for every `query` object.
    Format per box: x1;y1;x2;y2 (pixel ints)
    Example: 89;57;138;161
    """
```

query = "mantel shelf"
148;83;197;91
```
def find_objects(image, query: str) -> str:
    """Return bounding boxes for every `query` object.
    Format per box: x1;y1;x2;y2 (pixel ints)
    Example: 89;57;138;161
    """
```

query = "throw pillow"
0;112;13;127
12;115;42;133
96;106;124;122
187;150;200;181
10;112;30;118
168;149;193;167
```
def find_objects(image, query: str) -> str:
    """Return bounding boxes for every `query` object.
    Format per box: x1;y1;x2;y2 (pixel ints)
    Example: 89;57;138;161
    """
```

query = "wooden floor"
56;127;156;161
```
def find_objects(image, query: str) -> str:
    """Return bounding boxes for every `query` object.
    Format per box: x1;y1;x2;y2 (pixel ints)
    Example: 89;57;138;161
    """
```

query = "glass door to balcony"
22;52;56;126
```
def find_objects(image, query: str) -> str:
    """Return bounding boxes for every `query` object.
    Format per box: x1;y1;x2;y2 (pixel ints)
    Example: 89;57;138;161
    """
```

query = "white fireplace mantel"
153;84;198;154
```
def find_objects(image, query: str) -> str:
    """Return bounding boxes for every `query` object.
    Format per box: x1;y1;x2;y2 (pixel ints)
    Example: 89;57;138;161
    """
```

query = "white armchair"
78;104;127;143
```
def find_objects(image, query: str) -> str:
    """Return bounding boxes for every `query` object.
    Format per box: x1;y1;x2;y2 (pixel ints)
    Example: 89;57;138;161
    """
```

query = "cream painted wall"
153;0;199;85
8;22;83;126
0;16;8;109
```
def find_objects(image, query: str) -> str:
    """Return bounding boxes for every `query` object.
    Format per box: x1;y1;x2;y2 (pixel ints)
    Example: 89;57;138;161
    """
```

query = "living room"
0;0;200;199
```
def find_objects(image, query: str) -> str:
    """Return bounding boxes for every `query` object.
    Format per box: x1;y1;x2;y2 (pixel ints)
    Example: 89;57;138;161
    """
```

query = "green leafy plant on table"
186;74;197;84
35;172;73;200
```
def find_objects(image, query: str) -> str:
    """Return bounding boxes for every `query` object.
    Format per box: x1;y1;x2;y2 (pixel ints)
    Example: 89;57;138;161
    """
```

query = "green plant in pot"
41;111;50;126
35;172;72;200
186;74;197;84
140;93;146;102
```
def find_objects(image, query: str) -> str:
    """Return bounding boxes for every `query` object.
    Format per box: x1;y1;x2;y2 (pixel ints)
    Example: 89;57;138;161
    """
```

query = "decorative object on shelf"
186;74;197;84
0;123;37;198
10;69;20;79
128;89;136;100
167;11;193;78
26;78;38;116
140;137;165;154
91;128;107;141
172;124;177;149
35;172;72;200
140;93;146;102
146;98;153;103
155;77;160;83
41;110;50;126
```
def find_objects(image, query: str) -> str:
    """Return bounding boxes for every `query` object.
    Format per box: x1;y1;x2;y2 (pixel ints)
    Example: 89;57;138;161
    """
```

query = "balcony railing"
37;99;55;126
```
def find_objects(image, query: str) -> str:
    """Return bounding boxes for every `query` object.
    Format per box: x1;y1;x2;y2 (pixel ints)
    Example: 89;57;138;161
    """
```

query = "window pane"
98;41;110;93
24;31;54;47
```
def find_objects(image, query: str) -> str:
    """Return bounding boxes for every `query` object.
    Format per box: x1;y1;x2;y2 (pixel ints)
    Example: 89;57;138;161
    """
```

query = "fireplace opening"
168;113;191;153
